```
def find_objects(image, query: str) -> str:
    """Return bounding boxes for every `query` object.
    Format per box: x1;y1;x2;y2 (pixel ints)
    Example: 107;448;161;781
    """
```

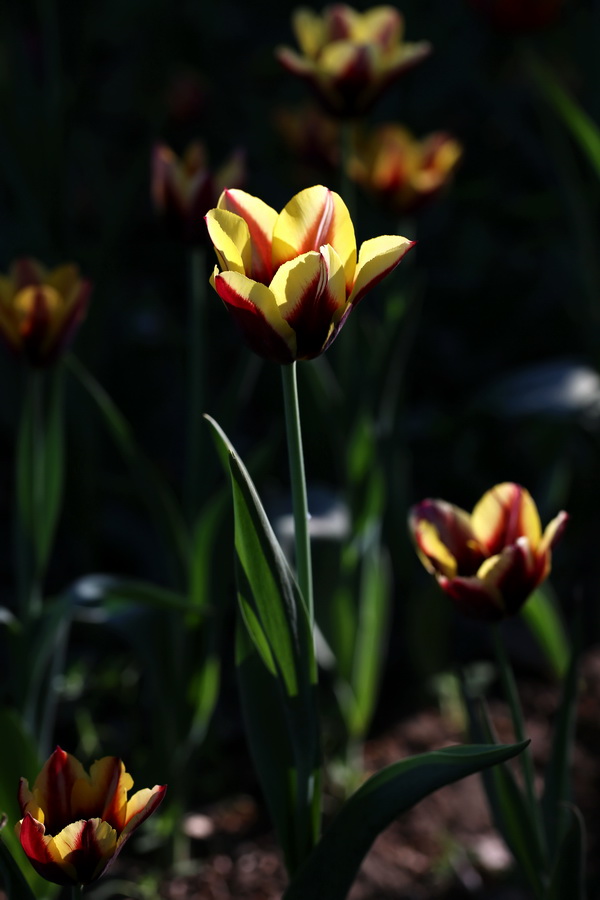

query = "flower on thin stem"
205;184;414;363
0;259;90;366
16;747;166;886
348;124;463;213
152;140;245;245
276;4;431;117
409;482;568;621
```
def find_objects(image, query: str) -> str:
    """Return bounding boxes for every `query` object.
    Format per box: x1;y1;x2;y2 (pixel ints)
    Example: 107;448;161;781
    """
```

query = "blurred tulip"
409;482;568;621
205;184;414;363
466;0;565;31
0;259;90;366
152;140;245;245
16;747;166;886
276;4;431;117
349;124;462;213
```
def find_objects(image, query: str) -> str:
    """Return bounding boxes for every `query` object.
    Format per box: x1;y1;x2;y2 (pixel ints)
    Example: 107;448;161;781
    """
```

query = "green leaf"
284;742;528;900
521;587;569;678
0;838;38;900
471;700;547;896
0;709;52;899
529;53;600;180
548;805;587;900
206;414;321;872
542;626;581;857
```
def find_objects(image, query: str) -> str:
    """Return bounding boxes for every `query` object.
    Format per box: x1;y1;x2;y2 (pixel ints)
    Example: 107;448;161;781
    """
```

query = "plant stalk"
186;246;207;523
281;362;313;625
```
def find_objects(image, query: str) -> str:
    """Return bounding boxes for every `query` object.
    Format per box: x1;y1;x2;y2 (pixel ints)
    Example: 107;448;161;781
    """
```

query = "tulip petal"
471;483;542;555
539;510;568;556
348;234;414;306
10;259;46;290
213;269;296;363
357;6;404;47
50;818;117;885
205;208;251;275
270;249;346;359
25;747;87;835
292;7;326;57
475;539;539;616
120;784;167;844
217;189;277;283
412;518;459;579
272;186;357;291
71;757;131;832
438;574;506;622
17;814;80;885
46;264;81;298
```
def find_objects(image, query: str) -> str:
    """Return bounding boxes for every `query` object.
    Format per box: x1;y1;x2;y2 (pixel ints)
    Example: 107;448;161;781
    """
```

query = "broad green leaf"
521;587;569;678
548;805;586;900
284;742;528;900
542;627;581;857
206;414;321;872
471;700;547;896
0;838;38;900
0;709;52;899
530;54;600;180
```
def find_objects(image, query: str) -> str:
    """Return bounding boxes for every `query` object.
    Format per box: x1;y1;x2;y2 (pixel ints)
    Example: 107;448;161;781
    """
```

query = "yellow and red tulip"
466;0;565;31
348;124;463;213
409;483;568;621
0;259;90;366
16;747;166;886
205;184;414;363
276;4;431;117
152;140;245;245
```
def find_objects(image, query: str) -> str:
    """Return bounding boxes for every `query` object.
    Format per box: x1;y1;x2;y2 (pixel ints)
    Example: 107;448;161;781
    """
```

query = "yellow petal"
413;519;458;579
205;208;251;275
348;234;414;305
269;250;325;316
46;264;80;298
538;510;568;557
214;270;296;350
217;189;277;283
471;483;542;554
292;7;325;58
272;186;356;290
354;6;403;47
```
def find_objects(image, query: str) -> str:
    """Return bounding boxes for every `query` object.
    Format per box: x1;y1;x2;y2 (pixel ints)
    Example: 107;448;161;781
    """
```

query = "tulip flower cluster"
349;124;463;213
205;183;414;363
409;482;568;621
0;259;90;367
16;747;166;886
277;4;430;116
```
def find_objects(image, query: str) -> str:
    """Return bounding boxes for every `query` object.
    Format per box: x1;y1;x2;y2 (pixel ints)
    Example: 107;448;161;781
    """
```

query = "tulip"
276;4;431;117
466;0;565;31
348;124;463;213
0;258;90;366
274;102;340;172
16;747;166;886
409;482;568;621
205;184;414;363
152;140;245;245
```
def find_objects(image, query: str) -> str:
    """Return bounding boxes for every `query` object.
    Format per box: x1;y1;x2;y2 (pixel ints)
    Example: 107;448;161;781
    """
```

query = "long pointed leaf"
548;805;587;900
284;741;528;900
520;587;569;678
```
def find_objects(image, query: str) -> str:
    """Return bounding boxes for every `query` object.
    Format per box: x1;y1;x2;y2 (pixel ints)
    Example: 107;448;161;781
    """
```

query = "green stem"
69;883;83;900
281;362;313;625
185;246;207;523
492;625;547;857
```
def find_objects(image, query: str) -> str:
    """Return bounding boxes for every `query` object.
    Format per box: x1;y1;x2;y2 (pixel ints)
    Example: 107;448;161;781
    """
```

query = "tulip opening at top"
409;482;568;621
16;747;166;886
205;184;414;363
276;4;431;117
0;259;90;366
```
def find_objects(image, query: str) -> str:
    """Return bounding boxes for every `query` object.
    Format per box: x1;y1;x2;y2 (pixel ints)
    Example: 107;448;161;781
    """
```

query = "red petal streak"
219;190;273;283
438;576;506;622
214;275;294;364
281;257;336;359
19;814;77;886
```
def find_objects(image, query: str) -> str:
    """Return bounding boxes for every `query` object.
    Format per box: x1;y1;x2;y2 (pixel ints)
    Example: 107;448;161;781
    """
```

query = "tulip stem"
185;246;207;524
492;625;547;858
281;362;314;625
70;884;84;900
